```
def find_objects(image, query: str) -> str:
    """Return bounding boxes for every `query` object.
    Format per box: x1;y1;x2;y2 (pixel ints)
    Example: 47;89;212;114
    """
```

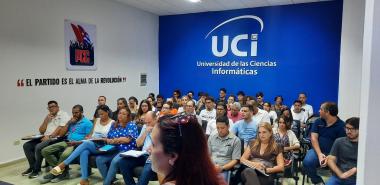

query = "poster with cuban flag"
65;19;96;70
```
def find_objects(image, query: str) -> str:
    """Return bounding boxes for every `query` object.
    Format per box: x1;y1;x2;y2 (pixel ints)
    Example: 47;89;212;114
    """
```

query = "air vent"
140;73;147;86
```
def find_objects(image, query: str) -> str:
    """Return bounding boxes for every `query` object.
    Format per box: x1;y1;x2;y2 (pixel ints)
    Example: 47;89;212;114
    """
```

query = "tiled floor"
0;159;330;185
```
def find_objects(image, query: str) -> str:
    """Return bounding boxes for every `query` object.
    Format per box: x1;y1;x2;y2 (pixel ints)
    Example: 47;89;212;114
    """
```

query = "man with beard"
326;117;359;185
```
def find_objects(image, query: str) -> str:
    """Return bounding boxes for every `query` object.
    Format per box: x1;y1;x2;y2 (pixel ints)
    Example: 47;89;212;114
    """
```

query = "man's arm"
327;155;343;177
311;132;326;166
39;115;52;134
58;117;77;137
136;126;152;147
222;137;241;171
221;159;239;171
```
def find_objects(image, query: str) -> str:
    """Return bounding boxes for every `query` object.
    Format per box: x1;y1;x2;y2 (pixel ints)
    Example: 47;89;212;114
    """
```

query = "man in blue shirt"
231;104;258;148
303;102;346;185
40;105;93;183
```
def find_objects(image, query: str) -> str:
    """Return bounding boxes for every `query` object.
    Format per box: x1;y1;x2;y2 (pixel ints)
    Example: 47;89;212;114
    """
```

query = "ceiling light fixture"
188;0;201;3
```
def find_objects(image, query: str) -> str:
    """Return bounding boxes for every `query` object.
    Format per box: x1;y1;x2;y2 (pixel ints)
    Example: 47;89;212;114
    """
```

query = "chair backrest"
303;114;320;139
201;120;208;133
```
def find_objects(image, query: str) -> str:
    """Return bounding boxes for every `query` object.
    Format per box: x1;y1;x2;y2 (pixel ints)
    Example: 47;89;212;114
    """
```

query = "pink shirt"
227;111;242;123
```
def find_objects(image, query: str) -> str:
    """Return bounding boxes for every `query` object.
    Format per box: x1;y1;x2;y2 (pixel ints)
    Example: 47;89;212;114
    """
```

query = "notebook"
120;150;148;158
21;134;44;140
241;160;269;176
98;145;116;152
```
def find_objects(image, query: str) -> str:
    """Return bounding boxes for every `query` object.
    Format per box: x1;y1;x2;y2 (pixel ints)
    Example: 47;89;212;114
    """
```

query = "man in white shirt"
184;100;202;126
247;99;270;124
291;100;308;137
291;92;314;118
206;102;233;137
199;96;217;133
22;101;70;178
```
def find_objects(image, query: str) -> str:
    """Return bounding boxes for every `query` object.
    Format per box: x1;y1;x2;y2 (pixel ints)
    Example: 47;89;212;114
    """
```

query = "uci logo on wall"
159;1;343;110
197;15;277;76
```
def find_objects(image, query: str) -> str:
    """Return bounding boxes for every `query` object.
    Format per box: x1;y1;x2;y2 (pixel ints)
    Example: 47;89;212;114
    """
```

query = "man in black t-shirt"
326;117;359;185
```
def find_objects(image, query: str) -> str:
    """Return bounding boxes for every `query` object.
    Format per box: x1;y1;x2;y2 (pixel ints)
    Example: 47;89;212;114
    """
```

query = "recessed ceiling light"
188;0;201;3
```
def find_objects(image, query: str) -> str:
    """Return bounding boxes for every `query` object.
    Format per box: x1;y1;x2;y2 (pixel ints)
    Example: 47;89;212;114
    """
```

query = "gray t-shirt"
330;137;358;180
208;132;241;167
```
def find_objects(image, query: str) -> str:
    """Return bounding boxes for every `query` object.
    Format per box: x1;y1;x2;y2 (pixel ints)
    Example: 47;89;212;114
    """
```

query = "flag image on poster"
65;20;96;70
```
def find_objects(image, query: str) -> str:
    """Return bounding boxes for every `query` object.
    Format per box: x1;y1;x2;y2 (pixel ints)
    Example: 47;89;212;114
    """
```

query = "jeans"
63;140;101;180
326;175;356;185
41;141;74;167
303;149;324;184
119;155;155;185
96;151;123;185
23;139;55;172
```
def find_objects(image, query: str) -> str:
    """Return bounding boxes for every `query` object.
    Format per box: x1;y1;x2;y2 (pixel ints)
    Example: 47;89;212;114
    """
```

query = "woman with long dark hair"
272;116;300;166
135;100;152;126
150;115;226;185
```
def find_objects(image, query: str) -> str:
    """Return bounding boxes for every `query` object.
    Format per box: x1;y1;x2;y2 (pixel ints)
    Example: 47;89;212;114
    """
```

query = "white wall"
338;0;365;120
357;0;380;184
0;0;158;164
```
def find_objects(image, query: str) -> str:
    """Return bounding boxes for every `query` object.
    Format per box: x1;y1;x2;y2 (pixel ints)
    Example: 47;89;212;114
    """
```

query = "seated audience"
187;91;196;104
206;102;233;137
291;100;308;137
150;114;226;185
240;122;285;185
272;96;287;117
237;91;246;106
171;89;181;109
247;99;270;124
49;105;114;185
227;102;242;123
22;100;70;178
303;102;346;185
154;94;164;112
217;88;228;104
96;107;139;185
291;92;313;118
146;97;156;112
263;102;277;125
159;102;176;117
255;92;265;109
231;105;258;147
208;116;241;183
226;95;236;111
199;96;216;123
184;100;202;125
326;117;359;185
93;96;112;120
177;95;189;114
112;97;128;121
273;107;293;130
119;111;157;185
135;100;152;127
272;116;300;165
196;92;207;115
40;105;93;183
128;96;139;115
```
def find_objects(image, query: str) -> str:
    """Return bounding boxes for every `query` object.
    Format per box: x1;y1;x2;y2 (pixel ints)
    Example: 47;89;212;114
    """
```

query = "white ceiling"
114;0;331;16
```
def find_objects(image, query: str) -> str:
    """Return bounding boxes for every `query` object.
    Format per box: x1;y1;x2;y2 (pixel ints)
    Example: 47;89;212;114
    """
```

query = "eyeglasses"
47;105;57;109
345;126;357;132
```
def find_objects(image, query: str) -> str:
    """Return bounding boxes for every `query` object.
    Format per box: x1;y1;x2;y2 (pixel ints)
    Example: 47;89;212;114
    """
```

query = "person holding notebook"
240;122;284;185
